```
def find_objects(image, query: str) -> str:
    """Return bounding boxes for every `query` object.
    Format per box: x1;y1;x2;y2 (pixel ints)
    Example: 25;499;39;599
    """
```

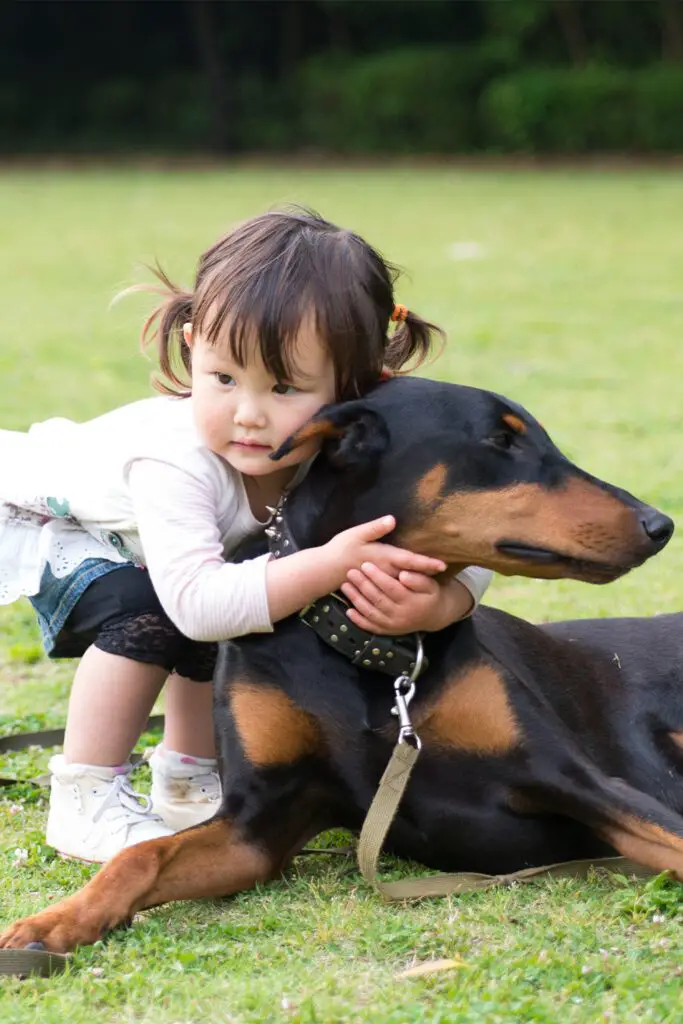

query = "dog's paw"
1;921;48;950
0;910;81;954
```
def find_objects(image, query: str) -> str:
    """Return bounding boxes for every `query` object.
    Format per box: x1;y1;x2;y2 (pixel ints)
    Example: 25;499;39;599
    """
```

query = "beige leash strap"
0;714;166;787
357;739;654;901
0;948;69;977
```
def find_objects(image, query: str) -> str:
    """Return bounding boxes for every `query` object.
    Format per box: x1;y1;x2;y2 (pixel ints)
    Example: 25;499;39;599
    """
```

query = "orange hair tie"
391;303;409;323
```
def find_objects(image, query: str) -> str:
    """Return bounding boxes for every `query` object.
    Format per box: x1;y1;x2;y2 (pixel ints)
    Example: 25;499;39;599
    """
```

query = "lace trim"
0;517;128;604
94;612;218;681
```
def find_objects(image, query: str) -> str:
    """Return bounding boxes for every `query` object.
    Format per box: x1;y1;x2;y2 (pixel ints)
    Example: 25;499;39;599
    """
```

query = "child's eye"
214;373;235;386
272;382;299;396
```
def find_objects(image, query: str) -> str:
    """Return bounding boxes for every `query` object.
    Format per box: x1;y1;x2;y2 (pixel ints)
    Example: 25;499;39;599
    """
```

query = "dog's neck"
285;460;392;547
269;467;467;586
266;465;351;555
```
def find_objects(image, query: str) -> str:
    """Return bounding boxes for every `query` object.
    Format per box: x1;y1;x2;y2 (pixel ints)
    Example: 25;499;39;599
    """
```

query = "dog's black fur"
2;375;681;953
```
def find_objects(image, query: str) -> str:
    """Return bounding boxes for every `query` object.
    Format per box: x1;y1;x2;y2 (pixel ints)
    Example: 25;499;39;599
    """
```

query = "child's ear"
272;401;390;469
183;323;194;348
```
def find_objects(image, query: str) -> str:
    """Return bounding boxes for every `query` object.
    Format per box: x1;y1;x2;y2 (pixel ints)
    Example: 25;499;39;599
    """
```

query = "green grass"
1;164;683;1021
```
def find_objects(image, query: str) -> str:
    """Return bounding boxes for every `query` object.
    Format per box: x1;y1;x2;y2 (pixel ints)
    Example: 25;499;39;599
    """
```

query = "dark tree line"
2;1;682;154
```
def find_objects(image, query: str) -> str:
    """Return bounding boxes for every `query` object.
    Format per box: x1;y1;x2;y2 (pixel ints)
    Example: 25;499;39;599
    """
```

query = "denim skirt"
28;557;130;655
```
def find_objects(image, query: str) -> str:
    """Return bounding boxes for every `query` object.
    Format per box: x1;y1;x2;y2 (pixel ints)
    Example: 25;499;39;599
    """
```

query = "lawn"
1;164;683;1022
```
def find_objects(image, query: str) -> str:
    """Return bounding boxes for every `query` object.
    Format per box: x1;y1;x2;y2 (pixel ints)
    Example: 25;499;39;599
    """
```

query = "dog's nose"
640;509;674;551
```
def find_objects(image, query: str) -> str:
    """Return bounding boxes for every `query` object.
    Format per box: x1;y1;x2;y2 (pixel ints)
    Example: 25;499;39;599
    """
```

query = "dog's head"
273;377;673;584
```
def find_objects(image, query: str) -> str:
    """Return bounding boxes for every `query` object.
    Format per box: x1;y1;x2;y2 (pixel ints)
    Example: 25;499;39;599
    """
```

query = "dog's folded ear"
272;400;390;469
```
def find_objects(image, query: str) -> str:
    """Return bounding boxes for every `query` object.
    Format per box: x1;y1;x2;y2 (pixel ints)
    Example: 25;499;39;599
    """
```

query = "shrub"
632;64;683;152
298;45;507;154
480;65;634;152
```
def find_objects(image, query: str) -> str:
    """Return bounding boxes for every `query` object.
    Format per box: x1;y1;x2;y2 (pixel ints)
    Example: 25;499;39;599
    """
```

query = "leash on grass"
357;739;653;900
0;947;69;978
356;635;655;901
0;714;166;787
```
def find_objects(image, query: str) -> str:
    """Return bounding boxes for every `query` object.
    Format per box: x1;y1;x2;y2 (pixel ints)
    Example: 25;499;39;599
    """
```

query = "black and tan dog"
2;375;682;954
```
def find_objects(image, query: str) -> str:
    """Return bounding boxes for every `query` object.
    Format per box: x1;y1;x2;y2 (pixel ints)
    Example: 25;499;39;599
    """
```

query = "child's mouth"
232;440;271;451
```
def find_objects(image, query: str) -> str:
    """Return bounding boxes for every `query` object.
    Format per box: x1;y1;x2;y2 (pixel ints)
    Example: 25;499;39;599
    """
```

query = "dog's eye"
487;430;516;452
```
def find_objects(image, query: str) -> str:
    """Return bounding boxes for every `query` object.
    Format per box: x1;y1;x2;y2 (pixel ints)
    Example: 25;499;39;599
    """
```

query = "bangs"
198;273;316;385
192;220;391;398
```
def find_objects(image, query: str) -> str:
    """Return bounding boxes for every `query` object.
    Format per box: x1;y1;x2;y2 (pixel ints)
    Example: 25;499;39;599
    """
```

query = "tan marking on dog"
416;463;448;506
502;413;527;434
131;819;278;906
285;418;343;452
418;662;521;755
396;476;649;581
601;816;683;880
231;682;321;766
669;731;683;751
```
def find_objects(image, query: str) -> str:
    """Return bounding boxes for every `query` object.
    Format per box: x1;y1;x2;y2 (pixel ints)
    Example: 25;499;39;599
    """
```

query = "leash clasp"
390;635;424;749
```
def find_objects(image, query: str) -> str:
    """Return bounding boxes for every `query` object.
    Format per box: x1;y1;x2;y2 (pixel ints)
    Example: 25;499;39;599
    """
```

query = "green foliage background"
4;1;683;154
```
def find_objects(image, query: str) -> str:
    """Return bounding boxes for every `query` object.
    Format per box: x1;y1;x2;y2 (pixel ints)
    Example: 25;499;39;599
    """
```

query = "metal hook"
389;634;424;749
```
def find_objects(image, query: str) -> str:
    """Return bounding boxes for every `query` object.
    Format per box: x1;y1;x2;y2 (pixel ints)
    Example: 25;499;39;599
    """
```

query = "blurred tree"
659;0;683;60
191;0;232;152
482;0;554;63
553;1;589;65
279;0;305;79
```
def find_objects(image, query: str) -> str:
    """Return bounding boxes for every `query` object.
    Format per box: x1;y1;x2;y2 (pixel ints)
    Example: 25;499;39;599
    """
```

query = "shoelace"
92;774;164;825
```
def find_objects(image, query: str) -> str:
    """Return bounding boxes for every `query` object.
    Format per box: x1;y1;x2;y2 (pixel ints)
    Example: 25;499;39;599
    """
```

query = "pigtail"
134;265;194;397
383;308;446;376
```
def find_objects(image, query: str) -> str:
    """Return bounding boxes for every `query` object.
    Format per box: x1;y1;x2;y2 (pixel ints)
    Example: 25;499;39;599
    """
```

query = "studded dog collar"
265;495;427;679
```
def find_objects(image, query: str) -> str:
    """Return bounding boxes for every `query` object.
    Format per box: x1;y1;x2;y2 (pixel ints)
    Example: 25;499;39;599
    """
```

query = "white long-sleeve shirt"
0;396;492;640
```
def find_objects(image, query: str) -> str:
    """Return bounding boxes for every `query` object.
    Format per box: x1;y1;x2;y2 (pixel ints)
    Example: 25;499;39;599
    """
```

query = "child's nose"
234;395;266;427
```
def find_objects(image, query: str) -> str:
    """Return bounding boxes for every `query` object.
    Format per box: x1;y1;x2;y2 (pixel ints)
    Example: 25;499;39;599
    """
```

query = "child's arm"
340;563;494;635
130;459;445;642
264;516;446;624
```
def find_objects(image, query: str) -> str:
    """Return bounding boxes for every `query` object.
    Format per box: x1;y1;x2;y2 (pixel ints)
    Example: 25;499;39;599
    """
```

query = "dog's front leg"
524;761;683;880
0;818;275;954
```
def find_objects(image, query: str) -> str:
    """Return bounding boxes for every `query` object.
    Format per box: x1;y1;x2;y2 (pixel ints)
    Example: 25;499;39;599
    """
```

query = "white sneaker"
149;747;221;831
46;754;174;863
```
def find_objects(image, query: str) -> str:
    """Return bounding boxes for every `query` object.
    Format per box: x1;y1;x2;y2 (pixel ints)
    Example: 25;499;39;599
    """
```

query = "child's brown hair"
140;207;444;401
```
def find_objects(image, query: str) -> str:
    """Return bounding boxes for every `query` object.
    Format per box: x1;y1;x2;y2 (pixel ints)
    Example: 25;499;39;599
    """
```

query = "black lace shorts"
49;566;217;682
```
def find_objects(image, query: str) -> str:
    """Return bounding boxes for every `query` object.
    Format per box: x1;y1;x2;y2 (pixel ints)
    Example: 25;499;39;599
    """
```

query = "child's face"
184;320;336;480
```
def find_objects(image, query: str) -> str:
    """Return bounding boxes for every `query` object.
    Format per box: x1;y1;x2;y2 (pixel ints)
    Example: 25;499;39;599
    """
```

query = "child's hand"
266;517;445;626
340;564;473;636
323;517;446;586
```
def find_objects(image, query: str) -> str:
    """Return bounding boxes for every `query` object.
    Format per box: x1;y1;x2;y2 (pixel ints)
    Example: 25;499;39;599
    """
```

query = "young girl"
0;208;492;863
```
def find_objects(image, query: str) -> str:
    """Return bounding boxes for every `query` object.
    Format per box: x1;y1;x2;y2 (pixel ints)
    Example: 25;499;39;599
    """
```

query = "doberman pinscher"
1;375;681;954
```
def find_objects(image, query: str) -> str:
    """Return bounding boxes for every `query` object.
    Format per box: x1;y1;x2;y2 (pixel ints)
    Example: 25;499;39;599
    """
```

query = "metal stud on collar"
265;494;294;560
